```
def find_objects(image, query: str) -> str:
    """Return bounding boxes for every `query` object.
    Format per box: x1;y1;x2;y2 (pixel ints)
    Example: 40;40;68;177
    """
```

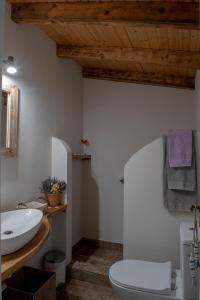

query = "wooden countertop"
45;204;67;217
1;204;67;281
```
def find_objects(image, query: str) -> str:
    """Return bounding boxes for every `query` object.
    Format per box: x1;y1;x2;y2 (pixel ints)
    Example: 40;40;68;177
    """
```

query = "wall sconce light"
3;56;18;75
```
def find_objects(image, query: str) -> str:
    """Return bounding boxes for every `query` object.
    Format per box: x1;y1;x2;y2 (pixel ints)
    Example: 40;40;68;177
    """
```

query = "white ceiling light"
3;56;18;75
7;66;17;74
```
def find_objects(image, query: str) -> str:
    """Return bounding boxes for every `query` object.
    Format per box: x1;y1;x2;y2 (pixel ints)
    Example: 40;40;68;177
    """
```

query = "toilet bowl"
109;259;183;300
109;223;200;300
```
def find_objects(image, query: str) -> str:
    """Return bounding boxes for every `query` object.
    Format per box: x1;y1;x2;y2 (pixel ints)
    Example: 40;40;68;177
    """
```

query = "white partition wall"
27;137;72;268
51;137;72;264
123;136;200;268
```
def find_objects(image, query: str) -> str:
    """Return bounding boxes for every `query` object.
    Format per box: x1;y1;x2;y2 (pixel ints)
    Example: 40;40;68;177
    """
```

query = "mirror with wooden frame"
1;85;19;157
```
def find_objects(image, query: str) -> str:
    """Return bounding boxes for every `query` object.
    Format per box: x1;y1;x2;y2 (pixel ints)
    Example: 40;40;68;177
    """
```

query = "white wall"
51;137;72;264
2;1;199;259
83;79;195;243
124;137;200;268
1;4;83;246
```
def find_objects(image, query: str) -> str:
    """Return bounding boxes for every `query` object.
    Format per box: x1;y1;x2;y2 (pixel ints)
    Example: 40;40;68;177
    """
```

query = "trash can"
44;250;66;289
2;266;56;300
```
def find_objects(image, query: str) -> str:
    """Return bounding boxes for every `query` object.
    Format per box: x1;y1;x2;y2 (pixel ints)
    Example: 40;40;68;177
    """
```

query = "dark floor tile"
59;280;117;300
58;239;122;300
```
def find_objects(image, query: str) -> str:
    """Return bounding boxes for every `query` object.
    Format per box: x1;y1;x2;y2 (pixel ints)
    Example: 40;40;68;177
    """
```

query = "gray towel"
163;135;197;212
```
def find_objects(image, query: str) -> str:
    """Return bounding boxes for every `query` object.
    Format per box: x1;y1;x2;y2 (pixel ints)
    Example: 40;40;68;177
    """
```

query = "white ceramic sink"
1;209;43;255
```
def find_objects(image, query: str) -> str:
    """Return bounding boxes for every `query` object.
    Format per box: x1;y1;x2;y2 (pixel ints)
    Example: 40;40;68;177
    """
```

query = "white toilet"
109;222;199;300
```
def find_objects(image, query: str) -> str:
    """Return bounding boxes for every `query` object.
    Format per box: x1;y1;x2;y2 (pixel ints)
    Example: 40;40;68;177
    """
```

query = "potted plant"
40;177;66;207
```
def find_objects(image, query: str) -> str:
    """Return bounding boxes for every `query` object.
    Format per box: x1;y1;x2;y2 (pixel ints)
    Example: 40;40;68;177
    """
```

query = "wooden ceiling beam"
11;1;199;27
82;68;195;89
57;45;200;69
8;0;200;3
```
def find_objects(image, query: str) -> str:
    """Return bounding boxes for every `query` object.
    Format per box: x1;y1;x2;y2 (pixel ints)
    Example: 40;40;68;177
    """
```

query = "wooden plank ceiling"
10;0;200;89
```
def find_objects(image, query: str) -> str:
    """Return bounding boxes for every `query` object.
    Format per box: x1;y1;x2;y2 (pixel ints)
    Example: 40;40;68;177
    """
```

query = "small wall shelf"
45;204;67;217
72;153;91;160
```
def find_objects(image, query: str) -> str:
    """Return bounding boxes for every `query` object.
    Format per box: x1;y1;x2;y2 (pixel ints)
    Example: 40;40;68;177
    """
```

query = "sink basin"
1;209;43;255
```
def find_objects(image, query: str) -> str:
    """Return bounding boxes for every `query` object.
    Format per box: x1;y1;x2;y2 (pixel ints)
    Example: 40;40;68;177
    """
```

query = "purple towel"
167;129;192;168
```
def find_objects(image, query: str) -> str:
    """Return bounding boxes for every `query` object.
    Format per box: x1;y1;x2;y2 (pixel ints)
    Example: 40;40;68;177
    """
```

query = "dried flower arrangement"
40;177;66;207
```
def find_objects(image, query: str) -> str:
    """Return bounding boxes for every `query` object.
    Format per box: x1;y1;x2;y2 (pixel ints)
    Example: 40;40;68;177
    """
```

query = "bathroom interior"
1;1;200;299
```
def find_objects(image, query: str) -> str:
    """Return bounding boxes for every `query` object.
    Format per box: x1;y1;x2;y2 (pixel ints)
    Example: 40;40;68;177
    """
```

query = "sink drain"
3;230;13;235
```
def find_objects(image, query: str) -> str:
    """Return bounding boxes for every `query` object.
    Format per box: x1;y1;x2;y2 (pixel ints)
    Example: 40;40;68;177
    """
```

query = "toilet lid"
109;259;172;295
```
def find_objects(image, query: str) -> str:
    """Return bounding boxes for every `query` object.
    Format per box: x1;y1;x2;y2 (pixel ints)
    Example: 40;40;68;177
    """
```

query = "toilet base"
110;270;184;300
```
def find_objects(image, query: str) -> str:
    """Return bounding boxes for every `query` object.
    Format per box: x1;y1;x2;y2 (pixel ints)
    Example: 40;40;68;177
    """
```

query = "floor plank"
57;239;122;299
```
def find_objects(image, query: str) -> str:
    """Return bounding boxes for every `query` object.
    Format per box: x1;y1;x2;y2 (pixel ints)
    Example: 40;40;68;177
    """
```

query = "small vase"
47;193;62;207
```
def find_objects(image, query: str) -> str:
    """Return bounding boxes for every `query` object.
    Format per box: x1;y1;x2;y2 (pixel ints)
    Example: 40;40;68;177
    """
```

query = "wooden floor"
57;239;123;300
